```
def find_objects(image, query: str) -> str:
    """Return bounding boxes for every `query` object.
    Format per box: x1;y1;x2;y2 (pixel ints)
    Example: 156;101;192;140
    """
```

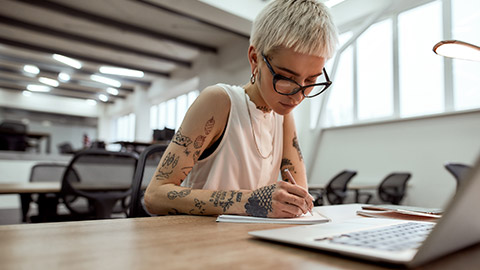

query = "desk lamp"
433;40;480;61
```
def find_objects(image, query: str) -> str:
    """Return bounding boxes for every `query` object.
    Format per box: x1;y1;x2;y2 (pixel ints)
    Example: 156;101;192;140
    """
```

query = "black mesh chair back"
129;144;167;218
0;120;28;151
444;163;472;191
378;173;411;205
0;120;27;133
30;163;69;182
325;170;357;205
61;149;138;219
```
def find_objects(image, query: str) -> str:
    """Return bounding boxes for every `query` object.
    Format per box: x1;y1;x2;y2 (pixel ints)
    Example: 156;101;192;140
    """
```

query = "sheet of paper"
216;209;330;224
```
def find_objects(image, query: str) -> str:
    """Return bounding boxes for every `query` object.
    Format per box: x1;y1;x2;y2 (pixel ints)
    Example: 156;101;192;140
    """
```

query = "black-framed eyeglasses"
262;53;332;98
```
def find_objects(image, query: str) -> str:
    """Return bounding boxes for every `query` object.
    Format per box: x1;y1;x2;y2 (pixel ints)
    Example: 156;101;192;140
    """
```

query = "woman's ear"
247;45;258;75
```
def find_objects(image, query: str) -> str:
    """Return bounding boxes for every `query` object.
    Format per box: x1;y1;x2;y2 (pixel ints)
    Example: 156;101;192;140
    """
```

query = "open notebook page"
216;209;330;224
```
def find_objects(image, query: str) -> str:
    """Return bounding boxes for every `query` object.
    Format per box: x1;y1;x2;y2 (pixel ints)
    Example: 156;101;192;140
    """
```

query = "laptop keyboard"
320;222;435;251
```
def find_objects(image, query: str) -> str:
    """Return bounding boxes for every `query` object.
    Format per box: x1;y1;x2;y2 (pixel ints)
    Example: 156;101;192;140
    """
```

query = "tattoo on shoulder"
292;134;303;161
194;135;206;149
244;184;276;217
167;189;192;200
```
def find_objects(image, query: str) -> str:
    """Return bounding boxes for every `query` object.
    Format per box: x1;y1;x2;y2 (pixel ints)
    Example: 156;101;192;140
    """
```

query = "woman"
144;0;338;218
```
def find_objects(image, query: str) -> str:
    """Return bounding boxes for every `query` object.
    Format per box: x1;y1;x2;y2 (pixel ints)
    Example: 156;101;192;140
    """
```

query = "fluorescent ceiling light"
107;87;119;95
58;72;71;82
324;0;345;8
99;66;144;78
23;65;40;75
52;54;82;69
433;40;480;62
98;94;109;102
90;74;122;87
39;77;59;87
27;84;51;92
22;90;32;97
86;99;97;106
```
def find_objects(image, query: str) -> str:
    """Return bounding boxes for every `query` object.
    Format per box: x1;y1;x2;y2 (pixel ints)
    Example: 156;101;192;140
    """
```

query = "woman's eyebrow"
276;65;323;79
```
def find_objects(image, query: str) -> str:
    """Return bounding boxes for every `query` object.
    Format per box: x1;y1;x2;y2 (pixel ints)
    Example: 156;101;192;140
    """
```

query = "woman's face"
257;47;326;115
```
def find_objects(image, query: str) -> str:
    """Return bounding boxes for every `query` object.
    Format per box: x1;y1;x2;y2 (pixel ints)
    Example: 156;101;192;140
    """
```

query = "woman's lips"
280;102;297;109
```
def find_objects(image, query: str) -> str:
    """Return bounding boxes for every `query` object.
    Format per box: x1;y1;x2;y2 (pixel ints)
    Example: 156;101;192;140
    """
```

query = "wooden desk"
1;205;479;270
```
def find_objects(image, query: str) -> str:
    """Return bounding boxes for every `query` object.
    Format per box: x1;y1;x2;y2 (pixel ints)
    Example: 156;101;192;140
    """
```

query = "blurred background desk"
1;205;479;270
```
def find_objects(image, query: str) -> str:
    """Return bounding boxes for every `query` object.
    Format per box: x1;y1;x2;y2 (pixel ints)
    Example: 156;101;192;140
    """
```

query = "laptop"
249;156;480;267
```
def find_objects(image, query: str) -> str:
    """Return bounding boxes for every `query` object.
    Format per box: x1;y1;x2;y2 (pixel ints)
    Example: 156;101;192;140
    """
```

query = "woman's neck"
243;82;272;113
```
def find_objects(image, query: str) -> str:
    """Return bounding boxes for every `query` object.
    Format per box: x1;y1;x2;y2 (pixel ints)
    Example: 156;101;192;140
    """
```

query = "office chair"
129;144;167;218
324;170;357;205
60;149;138;220
0;120;28;151
377;173;411;205
444;162;471;191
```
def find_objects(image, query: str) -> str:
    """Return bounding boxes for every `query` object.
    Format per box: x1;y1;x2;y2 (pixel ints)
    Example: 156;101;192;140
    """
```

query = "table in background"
0;182;131;222
26;132;51;154
1;204;479;270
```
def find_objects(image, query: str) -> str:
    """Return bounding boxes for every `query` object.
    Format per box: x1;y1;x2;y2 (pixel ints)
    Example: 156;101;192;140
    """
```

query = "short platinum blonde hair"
251;0;338;59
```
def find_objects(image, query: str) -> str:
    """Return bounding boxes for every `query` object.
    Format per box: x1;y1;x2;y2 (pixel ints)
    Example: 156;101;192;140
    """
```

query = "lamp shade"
433;40;480;62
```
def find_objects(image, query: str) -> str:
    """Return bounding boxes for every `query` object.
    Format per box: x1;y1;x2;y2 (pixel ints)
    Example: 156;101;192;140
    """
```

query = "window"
451;0;480;110
115;113;135;142
150;90;199;131
357;19;394;120
316;0;479;130
398;1;443;117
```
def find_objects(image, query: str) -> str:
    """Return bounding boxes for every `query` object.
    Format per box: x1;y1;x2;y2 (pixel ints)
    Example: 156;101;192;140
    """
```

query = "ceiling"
0;0;249;104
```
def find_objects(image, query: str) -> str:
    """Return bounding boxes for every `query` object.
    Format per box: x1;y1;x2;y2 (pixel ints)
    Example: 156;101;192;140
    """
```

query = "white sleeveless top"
182;84;284;190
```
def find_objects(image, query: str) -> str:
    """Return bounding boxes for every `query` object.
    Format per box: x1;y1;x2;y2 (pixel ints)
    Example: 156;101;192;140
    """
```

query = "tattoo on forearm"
168;208;180;215
162;152;179;168
281;158;296;174
209;191;243;212
155;169;173;180
194;198;206;214
245;184;276;217
167;189;192;200
292;134;303;161
204;117;215;135
172;128;193;147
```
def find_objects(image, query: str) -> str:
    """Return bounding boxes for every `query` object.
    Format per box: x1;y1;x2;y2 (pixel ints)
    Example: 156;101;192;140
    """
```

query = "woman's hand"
245;182;314;218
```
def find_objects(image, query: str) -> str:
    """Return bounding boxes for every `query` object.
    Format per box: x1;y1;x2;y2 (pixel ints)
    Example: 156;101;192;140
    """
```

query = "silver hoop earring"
250;73;256;84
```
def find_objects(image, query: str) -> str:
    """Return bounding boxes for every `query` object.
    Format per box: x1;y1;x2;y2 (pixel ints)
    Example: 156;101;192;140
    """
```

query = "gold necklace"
244;92;275;159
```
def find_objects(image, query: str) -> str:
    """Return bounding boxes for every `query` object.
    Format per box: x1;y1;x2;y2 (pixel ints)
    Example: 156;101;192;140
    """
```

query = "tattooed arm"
144;86;311;217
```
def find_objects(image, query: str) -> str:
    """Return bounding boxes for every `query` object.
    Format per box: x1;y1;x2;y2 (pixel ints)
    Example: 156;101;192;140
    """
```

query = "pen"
283;168;314;216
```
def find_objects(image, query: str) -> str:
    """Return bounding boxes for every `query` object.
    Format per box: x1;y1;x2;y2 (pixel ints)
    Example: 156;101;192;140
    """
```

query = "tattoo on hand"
167;189;192;200
204;117;215;135
245;184;276;217
172;128;193;148
292;134;303;161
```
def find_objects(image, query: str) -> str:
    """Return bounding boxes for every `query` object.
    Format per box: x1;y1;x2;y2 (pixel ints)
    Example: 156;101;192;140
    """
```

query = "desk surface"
1;204;479;270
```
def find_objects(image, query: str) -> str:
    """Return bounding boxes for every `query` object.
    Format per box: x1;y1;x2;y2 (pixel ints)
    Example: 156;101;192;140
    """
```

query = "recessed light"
106;87;119;95
90;74;121;87
58;72;71;82
26;84;51;92
23;65;40;75
99;66;144;78
39;77;59;87
99;94;109;102
52;54;82;69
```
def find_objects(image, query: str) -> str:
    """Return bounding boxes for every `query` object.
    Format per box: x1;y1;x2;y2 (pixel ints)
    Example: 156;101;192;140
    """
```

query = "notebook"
249;155;480;267
217;210;329;224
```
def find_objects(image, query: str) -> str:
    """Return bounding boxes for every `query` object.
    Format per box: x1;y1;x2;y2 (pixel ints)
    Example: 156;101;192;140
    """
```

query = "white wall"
303;110;480;208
